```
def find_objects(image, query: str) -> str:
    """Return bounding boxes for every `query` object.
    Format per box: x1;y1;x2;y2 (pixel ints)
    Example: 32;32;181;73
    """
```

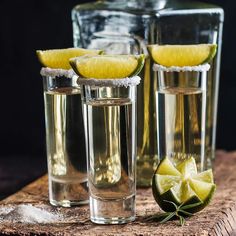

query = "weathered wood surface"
1;151;236;235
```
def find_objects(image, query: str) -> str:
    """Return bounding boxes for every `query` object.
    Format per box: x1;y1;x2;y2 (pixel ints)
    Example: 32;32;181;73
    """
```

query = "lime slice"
152;157;216;213
192;169;214;183
176;157;197;178
181;181;196;202
147;44;217;67
189;179;215;202
154;174;181;194
69;54;145;79
36;48;103;69
157;157;181;176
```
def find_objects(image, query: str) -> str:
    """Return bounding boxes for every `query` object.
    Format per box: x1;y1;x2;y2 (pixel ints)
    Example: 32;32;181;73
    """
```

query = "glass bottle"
72;0;224;186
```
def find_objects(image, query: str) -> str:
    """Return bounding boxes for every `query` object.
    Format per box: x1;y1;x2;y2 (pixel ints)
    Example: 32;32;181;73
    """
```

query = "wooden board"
0;151;236;235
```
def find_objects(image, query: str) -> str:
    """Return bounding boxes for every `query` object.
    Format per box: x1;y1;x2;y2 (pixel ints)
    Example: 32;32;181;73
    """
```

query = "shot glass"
154;64;210;171
78;77;140;224
41;68;88;207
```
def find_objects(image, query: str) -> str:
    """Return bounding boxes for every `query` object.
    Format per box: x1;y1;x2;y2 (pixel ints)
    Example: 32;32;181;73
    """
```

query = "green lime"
147;44;217;67
36;48;103;69
69;54;145;79
152;157;216;213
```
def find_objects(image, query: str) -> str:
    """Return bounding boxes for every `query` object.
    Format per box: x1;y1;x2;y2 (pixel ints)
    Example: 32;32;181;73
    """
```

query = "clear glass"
81;84;136;224
156;68;208;171
72;0;224;186
43;73;88;207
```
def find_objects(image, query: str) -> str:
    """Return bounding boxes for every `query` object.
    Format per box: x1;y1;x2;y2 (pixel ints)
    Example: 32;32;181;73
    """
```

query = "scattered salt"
0;204;62;224
0;206;14;215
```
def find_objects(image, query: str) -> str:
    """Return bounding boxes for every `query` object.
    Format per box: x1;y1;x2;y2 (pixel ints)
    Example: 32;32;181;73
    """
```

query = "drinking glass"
79;77;140;224
154;64;210;171
41;68;88;207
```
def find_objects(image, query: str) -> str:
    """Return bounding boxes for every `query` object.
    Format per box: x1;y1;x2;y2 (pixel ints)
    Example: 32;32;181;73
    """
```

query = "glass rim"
76;76;141;87
40;67;77;79
153;63;211;72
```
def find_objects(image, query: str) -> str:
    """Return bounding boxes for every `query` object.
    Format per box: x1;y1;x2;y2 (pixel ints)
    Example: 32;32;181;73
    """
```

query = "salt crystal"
0;204;62;224
77;76;141;88
0;206;14;215
40;67;77;79
153;63;211;72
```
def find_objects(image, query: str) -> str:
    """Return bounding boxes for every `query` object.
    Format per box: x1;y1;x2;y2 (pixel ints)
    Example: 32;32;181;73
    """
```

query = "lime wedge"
69;54;145;79
147;44;217;67
156;157;181;176
36;48;103;69
192;169;214;183
189;179;215;202
152;157;216;213
181;181;197;202
177;157;197;178
154;174;181;194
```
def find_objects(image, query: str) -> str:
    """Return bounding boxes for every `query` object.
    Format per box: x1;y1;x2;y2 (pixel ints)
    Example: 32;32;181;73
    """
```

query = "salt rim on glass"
76;76;141;88
40;67;141;88
40;67;77;78
153;63;211;72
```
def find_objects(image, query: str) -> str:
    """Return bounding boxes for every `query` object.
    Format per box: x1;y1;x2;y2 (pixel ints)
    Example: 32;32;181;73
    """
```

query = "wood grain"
1;151;236;235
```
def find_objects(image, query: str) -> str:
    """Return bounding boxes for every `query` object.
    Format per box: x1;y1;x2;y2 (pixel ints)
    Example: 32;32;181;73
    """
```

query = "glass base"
50;199;89;207
49;176;89;207
90;195;135;224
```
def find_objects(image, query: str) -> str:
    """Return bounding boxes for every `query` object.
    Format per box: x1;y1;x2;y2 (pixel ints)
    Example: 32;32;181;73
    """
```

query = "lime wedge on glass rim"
69;54;145;79
36;48;103;69
152;157;216;213
147;44;217;67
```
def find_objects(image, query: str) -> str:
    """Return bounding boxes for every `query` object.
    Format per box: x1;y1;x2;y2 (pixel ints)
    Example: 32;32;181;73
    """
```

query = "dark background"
0;0;234;198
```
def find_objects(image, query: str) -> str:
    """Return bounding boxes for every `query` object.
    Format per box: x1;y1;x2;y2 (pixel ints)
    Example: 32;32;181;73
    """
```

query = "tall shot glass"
41;68;88;207
154;64;210;171
79;77;140;224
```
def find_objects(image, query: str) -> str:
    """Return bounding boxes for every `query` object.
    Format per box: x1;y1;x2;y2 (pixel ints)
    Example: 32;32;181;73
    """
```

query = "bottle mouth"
97;0;168;10
127;0;167;10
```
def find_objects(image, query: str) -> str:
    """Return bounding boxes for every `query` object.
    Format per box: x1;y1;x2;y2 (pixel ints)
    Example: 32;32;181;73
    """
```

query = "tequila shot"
41;68;88;207
154;64;210;171
79;77;140;224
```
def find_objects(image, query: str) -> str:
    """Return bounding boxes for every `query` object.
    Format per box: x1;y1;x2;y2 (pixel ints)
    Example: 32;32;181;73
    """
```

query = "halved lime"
36;48;103;69
69;54;145;79
152;157;216;213
147;44;217;67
